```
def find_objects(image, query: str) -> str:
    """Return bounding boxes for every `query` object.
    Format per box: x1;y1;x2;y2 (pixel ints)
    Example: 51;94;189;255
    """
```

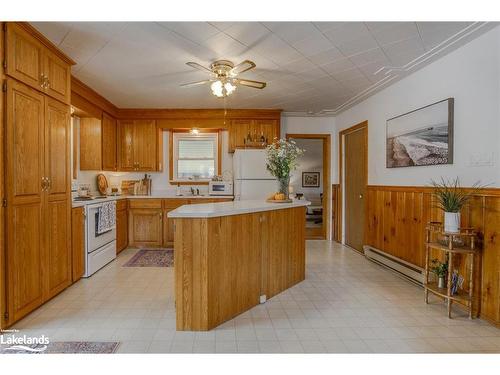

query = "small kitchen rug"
123;249;174;268
0;341;119;354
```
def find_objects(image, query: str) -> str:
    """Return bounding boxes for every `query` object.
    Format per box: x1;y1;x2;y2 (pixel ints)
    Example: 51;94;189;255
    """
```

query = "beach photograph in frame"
386;98;454;168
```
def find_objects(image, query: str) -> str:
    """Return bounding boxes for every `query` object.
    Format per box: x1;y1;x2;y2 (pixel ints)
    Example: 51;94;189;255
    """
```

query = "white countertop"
71;194;233;208
167;199;310;218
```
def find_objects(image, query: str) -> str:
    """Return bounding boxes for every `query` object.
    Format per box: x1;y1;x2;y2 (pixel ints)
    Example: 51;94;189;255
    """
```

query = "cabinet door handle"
47;178;52;191
40;74;45;88
159;212;163;219
41;177;47;191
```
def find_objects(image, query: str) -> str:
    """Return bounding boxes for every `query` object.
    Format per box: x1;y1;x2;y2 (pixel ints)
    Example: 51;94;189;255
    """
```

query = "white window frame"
171;131;219;183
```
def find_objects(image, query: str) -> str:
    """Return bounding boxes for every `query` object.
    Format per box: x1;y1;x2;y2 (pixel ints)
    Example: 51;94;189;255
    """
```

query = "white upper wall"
335;26;500;187
281;116;336;183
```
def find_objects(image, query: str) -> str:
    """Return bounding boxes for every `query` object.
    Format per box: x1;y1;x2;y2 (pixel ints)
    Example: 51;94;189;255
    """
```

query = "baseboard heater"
363;245;424;285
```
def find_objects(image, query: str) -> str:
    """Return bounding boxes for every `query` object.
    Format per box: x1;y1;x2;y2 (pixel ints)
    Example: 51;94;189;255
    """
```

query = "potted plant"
430;177;483;233
266;139;304;200
431;258;448;289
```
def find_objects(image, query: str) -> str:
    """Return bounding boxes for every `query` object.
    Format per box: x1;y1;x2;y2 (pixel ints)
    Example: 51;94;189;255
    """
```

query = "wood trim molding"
20;22;76;65
168;128;222;186
367;185;500;196
119;108;282;120
71;77;119;118
286;133;331;240
332;184;341;243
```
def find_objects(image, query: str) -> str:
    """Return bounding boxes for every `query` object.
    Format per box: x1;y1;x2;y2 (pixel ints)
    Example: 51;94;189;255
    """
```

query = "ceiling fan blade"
180;80;211;87
230;60;256;75
186;62;213;74
235;78;267;89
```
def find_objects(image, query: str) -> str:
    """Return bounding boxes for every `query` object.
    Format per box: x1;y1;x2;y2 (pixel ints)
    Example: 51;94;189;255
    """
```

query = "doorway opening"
338;121;368;253
286;134;331;240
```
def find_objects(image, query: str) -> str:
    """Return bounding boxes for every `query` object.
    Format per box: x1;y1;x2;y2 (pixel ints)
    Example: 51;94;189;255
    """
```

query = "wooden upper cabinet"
43;50;71;104
228;118;280;152
117;120;135;171
117;119;161;171
134;120;157;171
5;23;44;92
5;23;72;104
102;112;117;171
79;117;102;170
229;119;251;153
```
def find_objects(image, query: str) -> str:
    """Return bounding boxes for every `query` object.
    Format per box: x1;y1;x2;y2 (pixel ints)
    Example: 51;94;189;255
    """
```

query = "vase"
444;212;460;233
438;276;446;289
278;175;290;200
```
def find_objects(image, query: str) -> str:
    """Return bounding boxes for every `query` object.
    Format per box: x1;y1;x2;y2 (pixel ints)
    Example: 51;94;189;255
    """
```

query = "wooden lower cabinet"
116;200;128;253
71;207;85;282
128;200;163;247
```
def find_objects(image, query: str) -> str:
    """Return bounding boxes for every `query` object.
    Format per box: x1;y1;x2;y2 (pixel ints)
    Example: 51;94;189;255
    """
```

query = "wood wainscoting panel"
365;185;500;325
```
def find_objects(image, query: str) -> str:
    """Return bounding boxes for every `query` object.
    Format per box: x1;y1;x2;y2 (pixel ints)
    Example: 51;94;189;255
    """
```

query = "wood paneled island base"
169;201;308;331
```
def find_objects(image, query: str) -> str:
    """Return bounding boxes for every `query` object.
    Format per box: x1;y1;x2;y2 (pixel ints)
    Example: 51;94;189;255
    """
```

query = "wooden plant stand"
424;222;479;319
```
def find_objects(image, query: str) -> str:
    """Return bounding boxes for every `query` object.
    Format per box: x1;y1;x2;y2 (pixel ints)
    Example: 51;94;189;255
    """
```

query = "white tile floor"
5;241;500;353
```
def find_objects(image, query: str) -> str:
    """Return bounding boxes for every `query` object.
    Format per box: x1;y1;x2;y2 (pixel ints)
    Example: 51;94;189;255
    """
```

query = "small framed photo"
302;172;320;188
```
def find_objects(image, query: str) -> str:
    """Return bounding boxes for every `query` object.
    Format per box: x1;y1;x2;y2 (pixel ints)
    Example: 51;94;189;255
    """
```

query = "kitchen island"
168;199;310;331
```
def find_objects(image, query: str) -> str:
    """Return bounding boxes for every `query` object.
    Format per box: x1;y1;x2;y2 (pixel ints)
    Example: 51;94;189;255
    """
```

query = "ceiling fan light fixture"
210;79;236;98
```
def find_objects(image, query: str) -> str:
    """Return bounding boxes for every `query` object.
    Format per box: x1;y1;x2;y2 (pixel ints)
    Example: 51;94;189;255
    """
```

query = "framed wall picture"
386;98;454;168
302;172;320;187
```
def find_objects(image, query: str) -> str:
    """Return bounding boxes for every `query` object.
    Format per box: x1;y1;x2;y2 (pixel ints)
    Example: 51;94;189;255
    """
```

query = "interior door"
344;126;367;252
44;97;72;299
5;79;45;323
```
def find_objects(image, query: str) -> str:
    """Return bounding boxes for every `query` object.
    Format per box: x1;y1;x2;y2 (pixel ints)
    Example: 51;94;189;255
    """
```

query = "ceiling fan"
180;59;266;98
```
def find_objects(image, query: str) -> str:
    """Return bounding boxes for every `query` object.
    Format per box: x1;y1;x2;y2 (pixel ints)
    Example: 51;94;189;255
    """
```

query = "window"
170;129;221;184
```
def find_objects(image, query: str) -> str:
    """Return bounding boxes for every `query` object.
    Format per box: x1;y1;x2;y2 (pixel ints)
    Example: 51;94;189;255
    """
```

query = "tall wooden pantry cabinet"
1;22;75;328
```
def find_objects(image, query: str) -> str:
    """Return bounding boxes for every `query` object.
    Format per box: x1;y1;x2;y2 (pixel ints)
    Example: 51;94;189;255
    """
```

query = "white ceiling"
31;21;496;115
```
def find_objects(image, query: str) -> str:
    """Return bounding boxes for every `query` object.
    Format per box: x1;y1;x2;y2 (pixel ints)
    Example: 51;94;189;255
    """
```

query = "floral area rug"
123;249;174;268
0;341;119;354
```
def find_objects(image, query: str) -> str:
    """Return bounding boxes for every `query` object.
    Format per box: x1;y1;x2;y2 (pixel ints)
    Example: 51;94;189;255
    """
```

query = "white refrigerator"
233;149;278;201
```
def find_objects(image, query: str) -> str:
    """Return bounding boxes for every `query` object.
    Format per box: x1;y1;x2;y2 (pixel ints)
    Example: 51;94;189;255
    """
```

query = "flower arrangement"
266;138;304;199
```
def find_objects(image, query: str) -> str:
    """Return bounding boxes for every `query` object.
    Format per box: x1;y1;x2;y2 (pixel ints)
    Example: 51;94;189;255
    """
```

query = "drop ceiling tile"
281;58;314;74
382;36;425;64
202;32;247;58
291;33;333;57
159;22;220;44
336;35;379;57
31;22;72;45
307;47;344;66
370;23;420;46
295;67;330;80
208;22;235;31
320;57;355;75
223;22;270;47
323;22;370;46
417;22;473;50
312;22;347;33
330;67;365;82
349;47;388;66
262;22;320;44
357;60;389;81
249;34;302;65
